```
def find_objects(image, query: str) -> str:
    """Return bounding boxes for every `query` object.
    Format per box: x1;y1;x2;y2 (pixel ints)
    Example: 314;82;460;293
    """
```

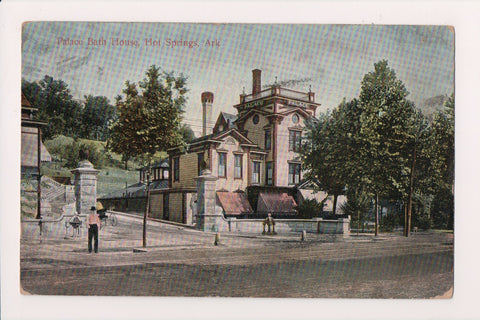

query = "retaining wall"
207;213;350;235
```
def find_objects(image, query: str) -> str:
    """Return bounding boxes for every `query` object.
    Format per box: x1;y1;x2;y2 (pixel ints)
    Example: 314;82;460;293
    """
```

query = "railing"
40;176;67;201
242;87;312;103
243;89;273;102
278;88;310;101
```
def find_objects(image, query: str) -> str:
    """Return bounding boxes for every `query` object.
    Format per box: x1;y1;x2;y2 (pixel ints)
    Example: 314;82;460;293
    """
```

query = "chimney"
201;92;214;136
252;69;261;95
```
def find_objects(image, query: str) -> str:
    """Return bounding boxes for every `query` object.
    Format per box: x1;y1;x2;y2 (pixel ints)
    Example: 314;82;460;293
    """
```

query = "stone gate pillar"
71;160;99;216
194;169;220;231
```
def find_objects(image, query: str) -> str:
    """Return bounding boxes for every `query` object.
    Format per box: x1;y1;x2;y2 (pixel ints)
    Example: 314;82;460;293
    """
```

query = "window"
288;163;301;185
173;157;180;182
289;130;302;152
252;161;261;184
264;130;271;150
234;154;243;179
266;162;273;185
162;169;169;180
197;153;204;176
292;114;299;124
253;114;259;125
218;153;227;178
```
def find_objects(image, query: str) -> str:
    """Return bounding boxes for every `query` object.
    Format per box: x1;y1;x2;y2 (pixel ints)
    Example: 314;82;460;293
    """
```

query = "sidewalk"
21;212;451;271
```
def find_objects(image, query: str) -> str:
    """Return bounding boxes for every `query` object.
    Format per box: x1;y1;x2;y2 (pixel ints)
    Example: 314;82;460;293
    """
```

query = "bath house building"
147;69;323;223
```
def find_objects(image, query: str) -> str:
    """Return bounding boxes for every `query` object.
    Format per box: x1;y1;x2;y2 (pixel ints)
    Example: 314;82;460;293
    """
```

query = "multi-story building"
21;92;51;219
165;69;320;219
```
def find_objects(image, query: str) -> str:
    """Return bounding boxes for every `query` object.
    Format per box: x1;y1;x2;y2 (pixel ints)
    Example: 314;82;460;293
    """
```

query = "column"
194;169;220;231
71;160;99;216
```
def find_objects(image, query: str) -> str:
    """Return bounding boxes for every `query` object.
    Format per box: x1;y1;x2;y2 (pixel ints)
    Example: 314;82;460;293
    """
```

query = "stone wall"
215;216;350;235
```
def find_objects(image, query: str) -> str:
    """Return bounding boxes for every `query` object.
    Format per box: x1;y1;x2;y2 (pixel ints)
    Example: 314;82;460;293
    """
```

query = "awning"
257;192;297;214
216;191;253;215
21;127;52;167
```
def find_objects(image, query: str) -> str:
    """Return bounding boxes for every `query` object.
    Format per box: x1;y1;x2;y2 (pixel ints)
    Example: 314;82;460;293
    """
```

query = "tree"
340;187;371;234
353;60;421;236
428;94;454;229
22;76;82;140
107;87;143;170
302;99;358;215
79;95;117;141
107;65;188;247
179;124;196;143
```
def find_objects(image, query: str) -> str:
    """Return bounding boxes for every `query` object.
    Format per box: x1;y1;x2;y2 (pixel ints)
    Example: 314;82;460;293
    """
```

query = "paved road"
20;213;454;298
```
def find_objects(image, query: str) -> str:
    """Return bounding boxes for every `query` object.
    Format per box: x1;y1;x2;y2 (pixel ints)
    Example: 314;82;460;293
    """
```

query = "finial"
309;84;312;93
275;76;278;85
242;87;245;95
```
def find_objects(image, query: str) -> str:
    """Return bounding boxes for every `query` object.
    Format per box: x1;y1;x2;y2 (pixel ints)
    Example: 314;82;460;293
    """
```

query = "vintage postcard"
20;20;454;295
4;1;478;319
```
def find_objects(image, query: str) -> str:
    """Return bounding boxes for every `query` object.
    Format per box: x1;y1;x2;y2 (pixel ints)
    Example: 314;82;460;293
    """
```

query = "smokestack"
201;92;214;136
252;69;261;95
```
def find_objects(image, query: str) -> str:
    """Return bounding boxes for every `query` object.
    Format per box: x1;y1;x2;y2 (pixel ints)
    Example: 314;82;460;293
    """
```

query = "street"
20;213;453;298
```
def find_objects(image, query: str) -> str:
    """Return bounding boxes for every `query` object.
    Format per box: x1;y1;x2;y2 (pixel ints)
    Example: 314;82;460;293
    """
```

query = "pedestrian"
87;206;101;253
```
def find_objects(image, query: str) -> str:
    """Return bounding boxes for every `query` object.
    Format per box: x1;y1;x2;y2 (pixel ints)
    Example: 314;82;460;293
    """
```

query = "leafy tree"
353;60;420;236
179;124;196;143
302;99;359;215
107;65;188;247
340;187;372;233
79;95;117;141
22;76;82;139
108;66;187;166
296;199;324;219
428;94;454;229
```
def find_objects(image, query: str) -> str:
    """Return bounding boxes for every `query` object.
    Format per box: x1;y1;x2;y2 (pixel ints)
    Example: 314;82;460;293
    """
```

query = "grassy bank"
41;162;139;197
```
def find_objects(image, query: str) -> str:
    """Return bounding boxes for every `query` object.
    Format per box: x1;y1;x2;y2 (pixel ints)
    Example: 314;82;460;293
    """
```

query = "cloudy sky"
22;22;454;135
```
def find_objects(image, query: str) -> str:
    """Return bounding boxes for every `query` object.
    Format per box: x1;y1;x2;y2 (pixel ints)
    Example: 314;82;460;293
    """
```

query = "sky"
22;22;454;135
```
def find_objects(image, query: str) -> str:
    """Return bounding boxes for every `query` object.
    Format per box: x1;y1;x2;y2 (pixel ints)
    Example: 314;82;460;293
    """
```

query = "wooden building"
165;69;320;221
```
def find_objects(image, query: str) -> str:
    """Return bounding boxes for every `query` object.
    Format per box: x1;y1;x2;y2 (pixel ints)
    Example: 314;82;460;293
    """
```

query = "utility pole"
142;167;151;248
36;126;43;235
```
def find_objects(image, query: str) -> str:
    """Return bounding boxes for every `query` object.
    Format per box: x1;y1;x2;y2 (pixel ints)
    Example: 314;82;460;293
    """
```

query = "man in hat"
87;206;101;253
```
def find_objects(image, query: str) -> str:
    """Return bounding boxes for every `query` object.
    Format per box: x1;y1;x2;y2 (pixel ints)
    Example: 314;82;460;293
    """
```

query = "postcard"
2;1;479;320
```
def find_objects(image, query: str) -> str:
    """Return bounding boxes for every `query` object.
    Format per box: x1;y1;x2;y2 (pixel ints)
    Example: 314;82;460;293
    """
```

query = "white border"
2;1;480;320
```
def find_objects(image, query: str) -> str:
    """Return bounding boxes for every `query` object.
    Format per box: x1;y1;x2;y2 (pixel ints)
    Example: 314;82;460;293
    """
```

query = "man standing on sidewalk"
87;206;101;253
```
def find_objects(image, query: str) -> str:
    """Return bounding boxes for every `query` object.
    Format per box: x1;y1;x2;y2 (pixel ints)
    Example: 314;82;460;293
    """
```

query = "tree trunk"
357;211;360;236
406;144;417;237
332;193;338;216
374;193;379;237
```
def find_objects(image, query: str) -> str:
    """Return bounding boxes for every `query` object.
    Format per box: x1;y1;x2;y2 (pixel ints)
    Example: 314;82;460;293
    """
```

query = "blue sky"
22;22;454;135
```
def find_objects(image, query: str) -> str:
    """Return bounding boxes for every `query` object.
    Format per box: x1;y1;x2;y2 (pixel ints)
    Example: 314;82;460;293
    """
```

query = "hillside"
418;94;449;120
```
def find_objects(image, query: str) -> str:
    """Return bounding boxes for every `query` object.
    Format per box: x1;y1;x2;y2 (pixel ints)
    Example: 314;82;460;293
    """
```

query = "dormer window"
252;114;259;125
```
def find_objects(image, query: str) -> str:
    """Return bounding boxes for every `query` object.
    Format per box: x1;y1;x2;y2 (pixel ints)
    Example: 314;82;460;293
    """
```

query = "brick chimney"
252;69;261;95
201;92;214;136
